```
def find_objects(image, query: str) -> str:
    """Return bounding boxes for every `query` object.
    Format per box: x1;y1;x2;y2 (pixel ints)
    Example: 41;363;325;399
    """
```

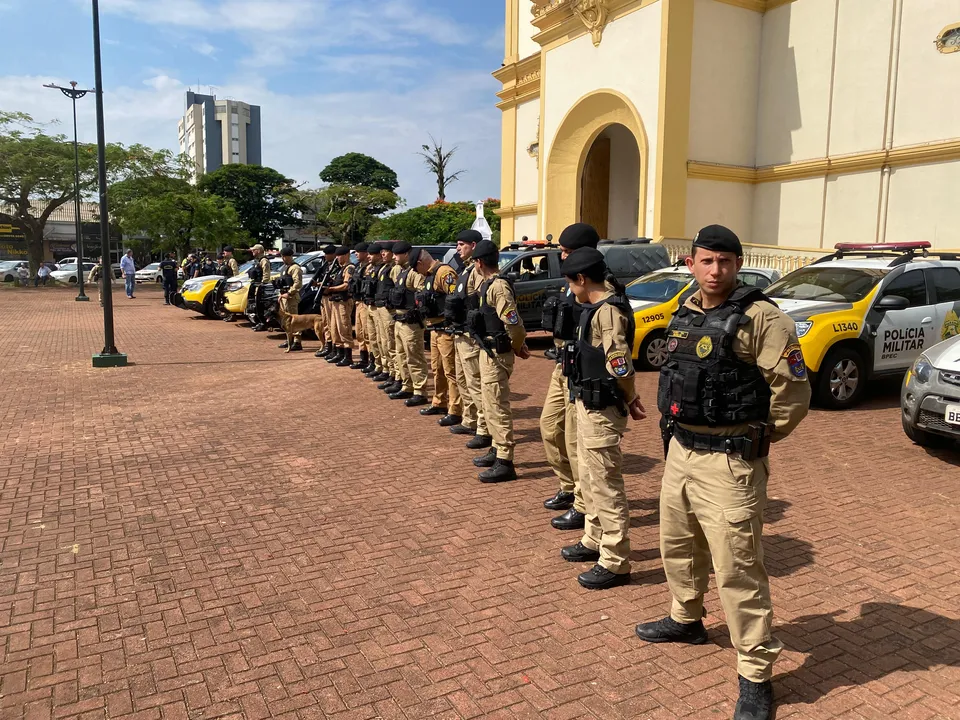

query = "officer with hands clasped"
555;247;646;590
634;225;811;720
323;246;356;367
277;245;304;351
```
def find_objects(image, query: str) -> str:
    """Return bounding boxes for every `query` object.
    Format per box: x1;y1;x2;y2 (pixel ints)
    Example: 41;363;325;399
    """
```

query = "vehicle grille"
918;410;956;433
940;370;960;388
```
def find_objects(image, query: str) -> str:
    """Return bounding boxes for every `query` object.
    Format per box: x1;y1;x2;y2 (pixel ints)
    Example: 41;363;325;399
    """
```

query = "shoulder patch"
696;336;714;359
607;350;629;377
784;344;807;379
505;309;520;325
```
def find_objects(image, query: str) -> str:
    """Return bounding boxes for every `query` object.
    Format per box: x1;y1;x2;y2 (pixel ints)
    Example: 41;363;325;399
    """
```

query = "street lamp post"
43;80;94;302
90;0;126;367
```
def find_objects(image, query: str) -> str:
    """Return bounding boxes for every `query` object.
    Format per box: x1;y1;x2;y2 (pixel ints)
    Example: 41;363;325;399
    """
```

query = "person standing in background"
120;249;136;298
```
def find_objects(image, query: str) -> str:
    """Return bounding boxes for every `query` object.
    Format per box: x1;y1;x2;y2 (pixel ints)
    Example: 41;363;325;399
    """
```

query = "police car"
625;264;781;370
765;242;960;409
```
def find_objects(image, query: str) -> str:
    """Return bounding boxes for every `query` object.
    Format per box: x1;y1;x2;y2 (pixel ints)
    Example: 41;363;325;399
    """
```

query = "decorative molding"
495;203;539;219
688;139;960;184
527;119;541;169
531;0;654;49
935;22;960;54
494;52;542;110
572;0;611;46
714;0;798;12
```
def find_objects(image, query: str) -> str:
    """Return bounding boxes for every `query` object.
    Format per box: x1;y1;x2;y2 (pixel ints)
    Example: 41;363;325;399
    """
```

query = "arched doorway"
544;90;648;239
580;124;641;240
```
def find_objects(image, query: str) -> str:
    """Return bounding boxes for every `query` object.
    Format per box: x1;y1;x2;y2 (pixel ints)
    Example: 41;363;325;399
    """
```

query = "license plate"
946;404;960;425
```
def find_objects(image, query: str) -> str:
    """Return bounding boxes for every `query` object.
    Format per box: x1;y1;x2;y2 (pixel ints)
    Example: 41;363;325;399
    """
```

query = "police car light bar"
834;242;931;252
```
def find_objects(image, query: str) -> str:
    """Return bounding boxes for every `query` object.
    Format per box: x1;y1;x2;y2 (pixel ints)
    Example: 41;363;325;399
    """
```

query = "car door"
737;271;773;289
928;266;960;342
873;269;935;372
503;251;555;327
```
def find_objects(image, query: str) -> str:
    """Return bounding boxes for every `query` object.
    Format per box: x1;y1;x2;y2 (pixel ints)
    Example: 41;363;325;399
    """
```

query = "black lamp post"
90;0;126;367
43;80;94;302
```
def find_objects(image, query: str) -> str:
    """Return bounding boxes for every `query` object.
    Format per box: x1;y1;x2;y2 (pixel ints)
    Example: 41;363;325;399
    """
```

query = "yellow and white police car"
765;242;960;409
625;264;781;370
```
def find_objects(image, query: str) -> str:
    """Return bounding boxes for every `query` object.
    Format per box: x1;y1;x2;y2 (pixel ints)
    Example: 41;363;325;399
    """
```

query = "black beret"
379;244;393;253
557;223;600;251
561;247;606;277
322;244;336;254
456;229;482;245
354;242;369;253
367;243;381;254
692;224;742;257
392;241;412;254
223;245;234;253
473;240;499;263
280;245;294;257
335;245;350;256
409;247;424;267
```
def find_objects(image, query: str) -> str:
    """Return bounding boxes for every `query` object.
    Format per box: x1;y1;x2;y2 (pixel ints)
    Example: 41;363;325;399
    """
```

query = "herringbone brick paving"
0;285;958;719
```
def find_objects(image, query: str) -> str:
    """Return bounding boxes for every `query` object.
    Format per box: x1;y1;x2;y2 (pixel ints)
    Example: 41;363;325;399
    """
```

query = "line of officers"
260;222;810;720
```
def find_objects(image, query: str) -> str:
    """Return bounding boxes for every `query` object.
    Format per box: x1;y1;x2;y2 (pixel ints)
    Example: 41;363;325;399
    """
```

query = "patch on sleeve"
607;350;630;377
784;344;807;379
505;309;520;325
443;274;456;292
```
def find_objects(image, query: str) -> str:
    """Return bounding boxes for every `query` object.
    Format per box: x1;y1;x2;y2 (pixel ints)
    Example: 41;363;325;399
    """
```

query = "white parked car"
50;263;95;284
135;263;185;283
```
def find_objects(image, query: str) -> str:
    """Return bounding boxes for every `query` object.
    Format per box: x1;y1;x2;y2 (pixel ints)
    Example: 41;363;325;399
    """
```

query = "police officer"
634;225;810;720
314;244;339;358
350;242;372;370
277;245;304;351
469;240;530;482
323;246;357;367
250;244;271;284
555;248;646;589
387;243;430;405
373;243;400;390
414;245;462;425
198;254;217;277
361;243;384;376
158;252;179;305
222;245;240;277
446;230;489;446
540;223;602;532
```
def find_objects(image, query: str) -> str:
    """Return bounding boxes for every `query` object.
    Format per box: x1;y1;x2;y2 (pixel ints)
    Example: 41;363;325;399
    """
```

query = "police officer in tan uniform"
414;246;462;425
540;223;604;532
388;243;430;405
361;244;384;376
315;245;338;358
469;240;530;482
250;244;272;284
554;248;646;589
277;245;304;351
373;243;400;390
323;246;356;367
350;243;372;370
634;225;811;720
222;245;240;277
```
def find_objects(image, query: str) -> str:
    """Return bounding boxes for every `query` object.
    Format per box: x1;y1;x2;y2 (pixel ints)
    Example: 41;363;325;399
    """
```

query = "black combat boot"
560;542;600;563
419;405;445;416
733;676;774;720
472;448;497;467
315;341;333;358
289;338;303;352
351;350;368;370
364;364;380;377
389;389;413;400
438;414;462;427
405;395;428;407
337;348;353;367
373;371;391;382
634;616;708;645
465;433;493;449
551;508;586;531
578;564;629;590
325;347;343;364
384;380;403;394
543;490;575;511
278;341;289;349
449;424;475;436
479;459;517;483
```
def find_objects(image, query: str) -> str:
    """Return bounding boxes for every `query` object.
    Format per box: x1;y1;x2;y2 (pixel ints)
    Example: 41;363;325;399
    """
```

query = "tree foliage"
320;153;399;192
417;135;465;203
197;164;301;246
369;199;500;246
0;111;158;271
304;184;402;245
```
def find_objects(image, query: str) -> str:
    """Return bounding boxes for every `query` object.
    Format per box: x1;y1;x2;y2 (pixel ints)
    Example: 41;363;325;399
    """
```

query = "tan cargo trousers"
375;307;397;377
355;301;370;352
430;331;461;414
540;363;584;513
395;321;429;395
455;335;487;435
660;437;782;682
329;299;353;347
480;350;515;461
365;305;381;367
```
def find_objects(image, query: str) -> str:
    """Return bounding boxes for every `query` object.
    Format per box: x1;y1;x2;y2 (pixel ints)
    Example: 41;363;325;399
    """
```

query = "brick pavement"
1;284;959;720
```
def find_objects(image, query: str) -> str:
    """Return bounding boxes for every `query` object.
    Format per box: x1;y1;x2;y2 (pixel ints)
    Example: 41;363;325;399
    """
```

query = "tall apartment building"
178;91;262;180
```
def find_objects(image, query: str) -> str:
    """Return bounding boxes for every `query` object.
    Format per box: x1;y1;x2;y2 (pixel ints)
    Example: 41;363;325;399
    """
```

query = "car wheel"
155;277;162;283
69;277;77;283
902;416;949;448
636;330;669;371
815;347;867;409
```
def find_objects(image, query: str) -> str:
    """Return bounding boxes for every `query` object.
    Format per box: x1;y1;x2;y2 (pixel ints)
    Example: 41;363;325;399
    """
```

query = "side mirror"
876;294;910;312
506;271;520;282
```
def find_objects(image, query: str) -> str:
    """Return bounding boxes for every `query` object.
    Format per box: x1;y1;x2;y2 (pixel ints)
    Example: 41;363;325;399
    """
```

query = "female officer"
558;247;646;590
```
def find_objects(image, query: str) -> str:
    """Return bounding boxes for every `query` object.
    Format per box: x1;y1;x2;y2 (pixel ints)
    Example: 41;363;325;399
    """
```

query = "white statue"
471;202;493;242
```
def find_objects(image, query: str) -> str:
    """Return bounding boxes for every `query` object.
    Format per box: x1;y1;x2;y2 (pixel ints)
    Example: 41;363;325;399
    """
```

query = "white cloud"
195;41;217;57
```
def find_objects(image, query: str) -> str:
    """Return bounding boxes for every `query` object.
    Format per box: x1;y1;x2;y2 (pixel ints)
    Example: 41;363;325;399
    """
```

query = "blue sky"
0;0;506;207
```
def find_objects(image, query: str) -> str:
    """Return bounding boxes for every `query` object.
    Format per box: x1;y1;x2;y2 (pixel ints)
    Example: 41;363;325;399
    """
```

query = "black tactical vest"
247;262;263;283
416;264;450;319
542;285;582;341
388;266;416;310
473;277;513;354
564;295;635;411
444;266;474;329
374;263;394;308
350;261;367;299
328;262;349;301
657;286;773;427
361;262;380;303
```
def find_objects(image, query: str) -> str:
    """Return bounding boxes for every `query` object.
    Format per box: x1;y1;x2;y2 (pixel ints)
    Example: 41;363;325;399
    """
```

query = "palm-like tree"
418;134;466;202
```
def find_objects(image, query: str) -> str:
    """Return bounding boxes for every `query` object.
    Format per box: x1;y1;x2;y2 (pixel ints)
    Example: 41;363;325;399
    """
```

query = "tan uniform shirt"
329;261;355;293
483;276;526;352
679;291;811;442
226;257;240;277
258;257;271;283
588;291;638;404
285;262;303;294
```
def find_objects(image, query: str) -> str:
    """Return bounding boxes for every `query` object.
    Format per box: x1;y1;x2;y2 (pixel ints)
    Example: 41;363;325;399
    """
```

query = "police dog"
275;304;324;352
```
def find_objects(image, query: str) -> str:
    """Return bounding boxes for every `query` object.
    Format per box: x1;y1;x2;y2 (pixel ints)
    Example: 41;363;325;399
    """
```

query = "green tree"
311;184;401;245
417;135;465;202
198;164;301;246
0;111;162;272
320;153;399;192
369;199;501;245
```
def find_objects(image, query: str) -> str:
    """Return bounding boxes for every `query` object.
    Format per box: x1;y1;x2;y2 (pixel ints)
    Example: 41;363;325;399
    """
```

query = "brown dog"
276;304;324;352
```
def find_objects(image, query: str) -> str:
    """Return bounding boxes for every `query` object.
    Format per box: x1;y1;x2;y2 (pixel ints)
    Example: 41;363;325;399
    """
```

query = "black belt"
672;424;770;459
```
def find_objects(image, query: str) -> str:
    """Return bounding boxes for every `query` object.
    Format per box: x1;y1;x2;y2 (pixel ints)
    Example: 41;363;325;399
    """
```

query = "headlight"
794;321;813;338
182;282;200;293
225;281;243;292
912;356;933;384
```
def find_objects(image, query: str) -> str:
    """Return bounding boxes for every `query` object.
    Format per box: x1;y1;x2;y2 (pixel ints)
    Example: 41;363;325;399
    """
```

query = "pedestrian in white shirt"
36;263;51;287
120;249;136;298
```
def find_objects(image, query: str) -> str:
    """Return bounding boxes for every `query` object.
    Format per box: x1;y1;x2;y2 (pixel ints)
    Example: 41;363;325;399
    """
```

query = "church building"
494;0;960;252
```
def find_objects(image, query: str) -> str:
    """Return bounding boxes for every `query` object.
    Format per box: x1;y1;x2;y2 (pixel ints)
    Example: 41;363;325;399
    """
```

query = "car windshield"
766;267;891;303
238;261;254;273
498;252;521;271
59;264;77;271
625;271;692;302
0;261;19;269
144;263;159;271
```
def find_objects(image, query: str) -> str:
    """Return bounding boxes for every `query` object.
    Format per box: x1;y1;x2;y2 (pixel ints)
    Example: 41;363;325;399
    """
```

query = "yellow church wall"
514;99;540;207
821;171;885;246
517;0;540;60
687;0;761;167
540;2;663;238
514;213;539;241
751;177;825;248
886;162;960;247
685;179;756;243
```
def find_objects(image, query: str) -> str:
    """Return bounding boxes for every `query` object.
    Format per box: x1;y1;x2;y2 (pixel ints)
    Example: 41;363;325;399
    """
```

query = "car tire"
636;330;669;371
902;416;949;448
815;346;867;409
69;277;77;284
155;277;162;283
